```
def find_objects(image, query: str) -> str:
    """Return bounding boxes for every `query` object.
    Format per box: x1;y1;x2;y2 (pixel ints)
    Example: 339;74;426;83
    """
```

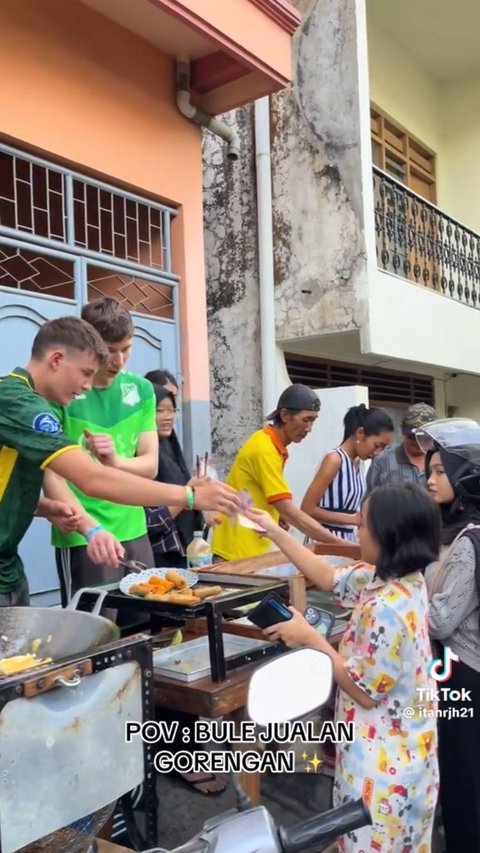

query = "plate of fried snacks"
120;568;225;606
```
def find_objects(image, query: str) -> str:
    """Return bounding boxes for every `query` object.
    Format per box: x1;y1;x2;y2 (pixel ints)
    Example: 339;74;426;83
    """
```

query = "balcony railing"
373;166;480;308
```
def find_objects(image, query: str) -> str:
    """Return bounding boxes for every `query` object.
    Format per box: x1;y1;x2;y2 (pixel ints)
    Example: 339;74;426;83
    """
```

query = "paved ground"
151;766;444;852
153;766;335;851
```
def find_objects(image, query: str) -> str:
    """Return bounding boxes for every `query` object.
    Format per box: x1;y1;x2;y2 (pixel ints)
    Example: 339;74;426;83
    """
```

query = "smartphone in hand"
248;593;293;630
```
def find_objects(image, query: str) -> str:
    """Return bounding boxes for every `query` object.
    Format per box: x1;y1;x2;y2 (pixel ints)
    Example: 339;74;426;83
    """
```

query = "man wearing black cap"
212;384;356;562
366;402;436;492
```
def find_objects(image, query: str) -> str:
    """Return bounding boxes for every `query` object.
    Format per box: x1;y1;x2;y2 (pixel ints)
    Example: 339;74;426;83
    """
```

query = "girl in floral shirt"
246;483;440;852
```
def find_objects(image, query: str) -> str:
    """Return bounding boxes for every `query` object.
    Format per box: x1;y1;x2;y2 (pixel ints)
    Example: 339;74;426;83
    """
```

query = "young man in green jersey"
0;317;239;605
51;298;159;605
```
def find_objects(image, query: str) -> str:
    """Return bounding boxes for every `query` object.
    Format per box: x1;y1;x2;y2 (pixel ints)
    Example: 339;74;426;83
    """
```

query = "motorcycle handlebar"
279;798;371;853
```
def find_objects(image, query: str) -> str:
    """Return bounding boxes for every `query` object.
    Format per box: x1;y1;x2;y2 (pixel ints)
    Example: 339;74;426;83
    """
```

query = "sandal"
177;771;227;795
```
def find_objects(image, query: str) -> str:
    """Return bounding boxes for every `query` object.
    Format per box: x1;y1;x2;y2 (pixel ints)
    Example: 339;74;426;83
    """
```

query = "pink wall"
0;0;209;401
153;0;295;79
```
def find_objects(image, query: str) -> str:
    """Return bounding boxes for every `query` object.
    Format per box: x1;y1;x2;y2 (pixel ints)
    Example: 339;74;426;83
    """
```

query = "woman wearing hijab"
145;385;203;568
418;418;480;853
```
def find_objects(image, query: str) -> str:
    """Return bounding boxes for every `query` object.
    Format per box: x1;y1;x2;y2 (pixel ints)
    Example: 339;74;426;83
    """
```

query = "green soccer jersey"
52;371;156;548
0;368;79;592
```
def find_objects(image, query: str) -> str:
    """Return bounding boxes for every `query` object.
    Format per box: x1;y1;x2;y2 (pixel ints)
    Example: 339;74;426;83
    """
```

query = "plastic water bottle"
186;531;212;569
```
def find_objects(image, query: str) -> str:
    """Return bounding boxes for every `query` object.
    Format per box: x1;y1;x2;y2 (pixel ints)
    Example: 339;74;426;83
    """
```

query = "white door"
0;144;180;605
0;251;179;605
284;385;369;541
0;245;80;604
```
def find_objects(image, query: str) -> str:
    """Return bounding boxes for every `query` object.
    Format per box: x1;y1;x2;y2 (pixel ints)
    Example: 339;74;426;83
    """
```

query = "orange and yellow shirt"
212;426;292;561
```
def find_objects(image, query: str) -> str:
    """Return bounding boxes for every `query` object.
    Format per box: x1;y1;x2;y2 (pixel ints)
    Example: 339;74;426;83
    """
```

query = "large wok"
0;588;120;661
0;589;124;853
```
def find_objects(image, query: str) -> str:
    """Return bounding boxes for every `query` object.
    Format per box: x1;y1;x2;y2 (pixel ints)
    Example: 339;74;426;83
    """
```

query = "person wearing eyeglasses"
144;384;205;568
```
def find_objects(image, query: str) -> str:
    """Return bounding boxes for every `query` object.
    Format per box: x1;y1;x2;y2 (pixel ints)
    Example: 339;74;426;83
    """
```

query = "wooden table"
154;657;260;718
154;657;274;804
206;551;308;610
152;554;302;804
313;542;361;559
153;631;346;805
153;545;357;806
95;841;132;853
204;542;361;612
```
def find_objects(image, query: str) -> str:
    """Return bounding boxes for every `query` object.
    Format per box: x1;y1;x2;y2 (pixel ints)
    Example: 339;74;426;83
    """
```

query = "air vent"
285;354;434;407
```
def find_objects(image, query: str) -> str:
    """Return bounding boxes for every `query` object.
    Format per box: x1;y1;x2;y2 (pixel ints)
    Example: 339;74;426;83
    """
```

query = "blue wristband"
85;524;104;541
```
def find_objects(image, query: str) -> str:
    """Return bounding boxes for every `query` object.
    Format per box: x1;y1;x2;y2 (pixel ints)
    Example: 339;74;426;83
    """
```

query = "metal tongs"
118;557;148;574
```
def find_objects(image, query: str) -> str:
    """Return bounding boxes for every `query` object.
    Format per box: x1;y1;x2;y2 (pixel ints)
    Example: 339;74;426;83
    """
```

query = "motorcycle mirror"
247;648;333;726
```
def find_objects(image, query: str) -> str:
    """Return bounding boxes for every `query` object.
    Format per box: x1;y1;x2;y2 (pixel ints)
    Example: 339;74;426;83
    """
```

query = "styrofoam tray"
253;563;298;578
120;567;198;596
252;556;354;579
153;635;271;682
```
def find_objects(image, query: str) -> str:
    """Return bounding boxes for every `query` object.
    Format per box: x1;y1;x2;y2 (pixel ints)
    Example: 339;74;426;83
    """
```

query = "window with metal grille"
0;143;178;319
0;144;175;275
285;354;435;407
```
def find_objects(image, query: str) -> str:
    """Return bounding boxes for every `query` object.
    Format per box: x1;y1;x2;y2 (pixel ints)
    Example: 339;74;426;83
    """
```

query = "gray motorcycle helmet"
416;418;480;499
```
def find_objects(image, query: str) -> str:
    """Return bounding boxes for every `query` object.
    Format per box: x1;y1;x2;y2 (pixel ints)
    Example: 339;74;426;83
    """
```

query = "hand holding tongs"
118;557;148;574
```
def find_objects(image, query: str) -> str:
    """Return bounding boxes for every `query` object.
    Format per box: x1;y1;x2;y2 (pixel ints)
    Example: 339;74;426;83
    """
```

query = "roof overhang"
80;0;301;113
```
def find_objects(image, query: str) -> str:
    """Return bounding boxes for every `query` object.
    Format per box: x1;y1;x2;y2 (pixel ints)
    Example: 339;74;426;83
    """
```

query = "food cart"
0;541;358;852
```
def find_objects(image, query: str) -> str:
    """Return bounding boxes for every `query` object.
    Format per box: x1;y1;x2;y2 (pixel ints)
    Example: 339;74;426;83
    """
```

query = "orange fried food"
145;592;201;605
129;583;152;596
165;570;187;589
166;593;200;605
145;591;167;601
194;585;223;599
148;579;174;593
130;578;175;596
129;570;198;603
0;654;53;676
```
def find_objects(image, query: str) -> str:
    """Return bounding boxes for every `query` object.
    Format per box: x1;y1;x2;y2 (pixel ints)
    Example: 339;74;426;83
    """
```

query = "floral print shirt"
331;566;439;853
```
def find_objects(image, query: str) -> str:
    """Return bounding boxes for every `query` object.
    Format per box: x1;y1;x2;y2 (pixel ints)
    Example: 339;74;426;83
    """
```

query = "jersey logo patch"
32;412;62;434
121;383;140;407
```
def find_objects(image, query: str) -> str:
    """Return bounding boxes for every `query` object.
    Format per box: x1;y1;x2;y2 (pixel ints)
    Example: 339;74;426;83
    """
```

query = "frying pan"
0;588;120;661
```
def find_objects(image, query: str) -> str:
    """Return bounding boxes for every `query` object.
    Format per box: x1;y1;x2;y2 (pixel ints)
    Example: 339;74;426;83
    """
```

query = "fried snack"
169;593;201;605
194;585;223;599
146;592;201;605
148;575;168;587
131;579;174;596
148;579;174;593
165;570;187;590
129;583;151;596
0;654;52;676
145;591;168;601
